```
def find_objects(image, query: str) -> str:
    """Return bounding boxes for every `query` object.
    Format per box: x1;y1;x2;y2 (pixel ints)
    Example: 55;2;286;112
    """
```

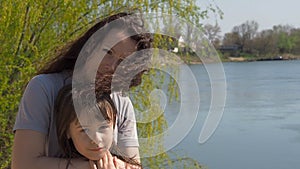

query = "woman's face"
81;29;137;84
68;118;114;160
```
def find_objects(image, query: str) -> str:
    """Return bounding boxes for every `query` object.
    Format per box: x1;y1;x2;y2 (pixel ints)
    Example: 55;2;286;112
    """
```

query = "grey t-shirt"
13;72;139;157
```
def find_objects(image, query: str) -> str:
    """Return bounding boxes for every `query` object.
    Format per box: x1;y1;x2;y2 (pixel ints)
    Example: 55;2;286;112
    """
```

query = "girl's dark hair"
39;12;152;93
55;84;141;168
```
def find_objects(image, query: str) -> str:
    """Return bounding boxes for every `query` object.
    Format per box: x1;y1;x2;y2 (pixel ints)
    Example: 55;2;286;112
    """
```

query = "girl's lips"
89;147;103;151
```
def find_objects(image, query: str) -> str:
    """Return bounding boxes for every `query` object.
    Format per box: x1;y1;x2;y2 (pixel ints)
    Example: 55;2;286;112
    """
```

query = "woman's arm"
118;146;140;163
12;130;91;169
110;93;140;161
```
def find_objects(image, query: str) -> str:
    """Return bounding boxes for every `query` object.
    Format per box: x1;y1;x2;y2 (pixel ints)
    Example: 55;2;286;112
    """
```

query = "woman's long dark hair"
55;84;142;168
38;12;152;93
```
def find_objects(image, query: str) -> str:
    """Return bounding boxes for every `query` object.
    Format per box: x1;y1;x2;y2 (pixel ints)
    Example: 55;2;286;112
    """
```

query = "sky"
197;0;300;35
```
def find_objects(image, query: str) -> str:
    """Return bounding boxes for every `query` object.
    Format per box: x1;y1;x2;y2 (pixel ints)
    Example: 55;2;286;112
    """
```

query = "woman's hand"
89;151;141;169
112;156;126;169
112;156;141;169
89;150;116;169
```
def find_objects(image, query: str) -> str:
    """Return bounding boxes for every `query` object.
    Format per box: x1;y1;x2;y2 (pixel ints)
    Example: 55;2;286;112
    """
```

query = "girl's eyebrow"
76;120;110;127
76;124;92;129
74;120;89;128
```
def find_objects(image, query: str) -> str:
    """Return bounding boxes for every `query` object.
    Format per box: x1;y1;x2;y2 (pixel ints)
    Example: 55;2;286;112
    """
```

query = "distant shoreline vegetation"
176;52;300;64
171;21;300;64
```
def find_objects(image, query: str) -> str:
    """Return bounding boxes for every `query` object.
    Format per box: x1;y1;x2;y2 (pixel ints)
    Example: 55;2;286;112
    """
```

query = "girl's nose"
90;132;102;145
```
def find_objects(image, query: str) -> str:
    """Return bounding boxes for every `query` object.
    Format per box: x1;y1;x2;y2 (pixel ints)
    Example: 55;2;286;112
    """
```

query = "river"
163;60;300;169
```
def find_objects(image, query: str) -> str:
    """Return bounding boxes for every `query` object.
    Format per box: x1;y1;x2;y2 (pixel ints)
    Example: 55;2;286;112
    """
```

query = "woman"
12;12;152;169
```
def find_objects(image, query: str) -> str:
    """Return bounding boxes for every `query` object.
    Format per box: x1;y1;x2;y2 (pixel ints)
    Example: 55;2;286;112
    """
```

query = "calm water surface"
164;60;300;169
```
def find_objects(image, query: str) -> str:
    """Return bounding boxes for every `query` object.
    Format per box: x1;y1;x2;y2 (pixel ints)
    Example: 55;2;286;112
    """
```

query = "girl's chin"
88;153;105;161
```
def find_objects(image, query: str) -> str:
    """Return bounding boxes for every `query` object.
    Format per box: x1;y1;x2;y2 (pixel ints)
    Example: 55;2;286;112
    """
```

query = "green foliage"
222;22;300;58
277;32;296;53
0;0;216;168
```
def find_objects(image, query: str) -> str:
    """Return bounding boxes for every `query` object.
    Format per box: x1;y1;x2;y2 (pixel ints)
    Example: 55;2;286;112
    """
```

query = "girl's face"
68;119;114;160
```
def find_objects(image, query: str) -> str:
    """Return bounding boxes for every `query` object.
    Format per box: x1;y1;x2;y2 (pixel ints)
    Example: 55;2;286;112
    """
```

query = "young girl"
55;85;141;169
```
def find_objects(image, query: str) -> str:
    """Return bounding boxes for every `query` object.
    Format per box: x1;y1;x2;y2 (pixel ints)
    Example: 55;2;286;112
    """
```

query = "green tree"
271;25;296;54
277;32;295;54
290;28;300;54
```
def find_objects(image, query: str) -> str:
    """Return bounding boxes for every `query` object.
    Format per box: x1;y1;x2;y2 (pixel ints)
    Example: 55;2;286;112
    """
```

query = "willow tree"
0;0;220;168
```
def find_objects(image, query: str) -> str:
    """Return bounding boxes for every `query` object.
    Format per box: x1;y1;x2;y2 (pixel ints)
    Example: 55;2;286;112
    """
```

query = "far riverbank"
181;53;300;64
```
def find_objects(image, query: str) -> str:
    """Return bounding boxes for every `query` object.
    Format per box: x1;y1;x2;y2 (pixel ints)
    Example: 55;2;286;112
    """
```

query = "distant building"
218;44;241;57
178;36;185;48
